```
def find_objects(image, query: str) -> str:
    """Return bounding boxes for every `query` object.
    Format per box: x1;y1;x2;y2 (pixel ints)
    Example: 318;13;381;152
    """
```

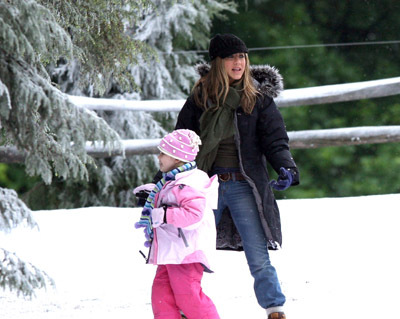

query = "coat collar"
195;63;284;98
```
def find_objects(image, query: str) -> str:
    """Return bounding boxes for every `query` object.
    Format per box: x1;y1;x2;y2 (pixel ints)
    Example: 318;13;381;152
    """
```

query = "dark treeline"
211;0;400;198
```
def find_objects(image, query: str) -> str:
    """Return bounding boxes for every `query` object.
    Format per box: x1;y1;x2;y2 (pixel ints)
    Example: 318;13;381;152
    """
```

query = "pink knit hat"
158;129;202;162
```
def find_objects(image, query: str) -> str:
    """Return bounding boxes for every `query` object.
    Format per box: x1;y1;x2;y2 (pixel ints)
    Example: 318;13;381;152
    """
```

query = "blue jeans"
214;179;286;309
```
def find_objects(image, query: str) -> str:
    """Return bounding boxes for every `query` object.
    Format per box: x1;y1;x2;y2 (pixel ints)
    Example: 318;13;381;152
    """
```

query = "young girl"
135;129;220;319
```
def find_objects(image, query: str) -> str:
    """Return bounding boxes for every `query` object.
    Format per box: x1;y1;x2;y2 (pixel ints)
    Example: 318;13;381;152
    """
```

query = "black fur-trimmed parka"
175;64;299;250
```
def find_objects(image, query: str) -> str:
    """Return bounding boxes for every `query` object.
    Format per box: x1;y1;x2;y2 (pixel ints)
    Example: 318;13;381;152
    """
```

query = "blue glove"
269;167;293;191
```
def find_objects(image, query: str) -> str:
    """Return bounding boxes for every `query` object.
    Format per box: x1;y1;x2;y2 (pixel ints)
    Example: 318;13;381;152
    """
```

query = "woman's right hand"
133;183;156;195
133;183;156;206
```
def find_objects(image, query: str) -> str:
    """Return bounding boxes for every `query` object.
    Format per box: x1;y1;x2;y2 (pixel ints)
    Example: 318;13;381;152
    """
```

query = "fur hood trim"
195;63;284;98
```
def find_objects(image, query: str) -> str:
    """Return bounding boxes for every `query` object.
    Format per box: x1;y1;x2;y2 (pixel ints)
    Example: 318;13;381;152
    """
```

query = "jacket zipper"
233;111;276;247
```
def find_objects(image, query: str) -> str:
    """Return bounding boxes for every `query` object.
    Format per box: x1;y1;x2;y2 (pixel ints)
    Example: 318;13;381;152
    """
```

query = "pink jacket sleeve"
166;185;206;229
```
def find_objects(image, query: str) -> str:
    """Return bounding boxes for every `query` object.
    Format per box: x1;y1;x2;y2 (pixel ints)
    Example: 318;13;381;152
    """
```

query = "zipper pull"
178;228;189;247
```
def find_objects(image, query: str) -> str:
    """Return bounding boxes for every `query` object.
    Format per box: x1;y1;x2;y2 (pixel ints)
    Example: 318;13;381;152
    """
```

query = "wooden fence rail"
1;77;399;163
288;125;400;149
1;126;399;162
68;76;400;111
81;125;400;156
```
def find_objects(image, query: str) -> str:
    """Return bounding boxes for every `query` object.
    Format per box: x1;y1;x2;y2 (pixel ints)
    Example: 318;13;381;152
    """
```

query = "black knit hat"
209;33;248;60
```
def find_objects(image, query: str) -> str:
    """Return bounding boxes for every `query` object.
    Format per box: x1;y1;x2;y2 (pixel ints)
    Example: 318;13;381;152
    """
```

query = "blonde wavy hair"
193;54;258;114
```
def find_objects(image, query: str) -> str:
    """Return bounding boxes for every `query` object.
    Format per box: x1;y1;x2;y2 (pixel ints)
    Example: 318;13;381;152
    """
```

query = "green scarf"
196;81;243;172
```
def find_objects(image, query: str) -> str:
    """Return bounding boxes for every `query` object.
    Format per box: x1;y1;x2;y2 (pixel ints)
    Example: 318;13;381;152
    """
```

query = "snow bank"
1;194;399;319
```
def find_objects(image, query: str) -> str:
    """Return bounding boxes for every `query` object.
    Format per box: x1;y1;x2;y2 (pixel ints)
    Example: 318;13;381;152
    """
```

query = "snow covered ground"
1;193;399;319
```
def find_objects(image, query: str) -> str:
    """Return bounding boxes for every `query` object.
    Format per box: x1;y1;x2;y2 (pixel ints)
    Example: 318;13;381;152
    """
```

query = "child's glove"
269;167;293;191
152;206;167;228
133;183;156;207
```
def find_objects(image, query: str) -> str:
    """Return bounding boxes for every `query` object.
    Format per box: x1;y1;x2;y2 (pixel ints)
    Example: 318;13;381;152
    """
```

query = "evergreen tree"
0;0;154;295
36;0;153;96
29;0;236;209
0;187;54;297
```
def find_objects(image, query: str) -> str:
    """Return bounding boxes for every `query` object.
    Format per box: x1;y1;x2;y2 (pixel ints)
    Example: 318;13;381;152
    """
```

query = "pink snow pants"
151;263;220;319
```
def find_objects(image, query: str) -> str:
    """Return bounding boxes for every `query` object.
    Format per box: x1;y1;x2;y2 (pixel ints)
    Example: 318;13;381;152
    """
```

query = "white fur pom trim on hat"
186;130;202;150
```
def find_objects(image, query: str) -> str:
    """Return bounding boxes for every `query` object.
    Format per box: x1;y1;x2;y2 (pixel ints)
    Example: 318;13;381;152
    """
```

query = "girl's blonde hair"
193;54;258;114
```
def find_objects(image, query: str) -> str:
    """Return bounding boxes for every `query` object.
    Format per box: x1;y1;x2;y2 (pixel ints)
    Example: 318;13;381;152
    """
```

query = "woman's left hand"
269;167;293;191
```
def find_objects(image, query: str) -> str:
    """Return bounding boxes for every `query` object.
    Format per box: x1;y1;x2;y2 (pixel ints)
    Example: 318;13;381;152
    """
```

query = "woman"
174;34;299;319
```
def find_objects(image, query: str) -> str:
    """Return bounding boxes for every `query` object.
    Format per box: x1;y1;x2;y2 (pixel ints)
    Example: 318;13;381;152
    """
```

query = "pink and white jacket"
148;169;219;272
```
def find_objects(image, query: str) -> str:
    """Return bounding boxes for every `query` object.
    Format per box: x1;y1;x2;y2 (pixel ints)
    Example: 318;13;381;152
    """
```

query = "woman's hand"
269;167;293;191
133;183;156;206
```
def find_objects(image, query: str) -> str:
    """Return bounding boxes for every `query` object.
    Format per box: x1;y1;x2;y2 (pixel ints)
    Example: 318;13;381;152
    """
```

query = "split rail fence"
1;76;400;162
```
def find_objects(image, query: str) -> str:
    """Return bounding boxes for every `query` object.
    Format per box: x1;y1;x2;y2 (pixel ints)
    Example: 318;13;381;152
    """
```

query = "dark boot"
268;312;286;319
